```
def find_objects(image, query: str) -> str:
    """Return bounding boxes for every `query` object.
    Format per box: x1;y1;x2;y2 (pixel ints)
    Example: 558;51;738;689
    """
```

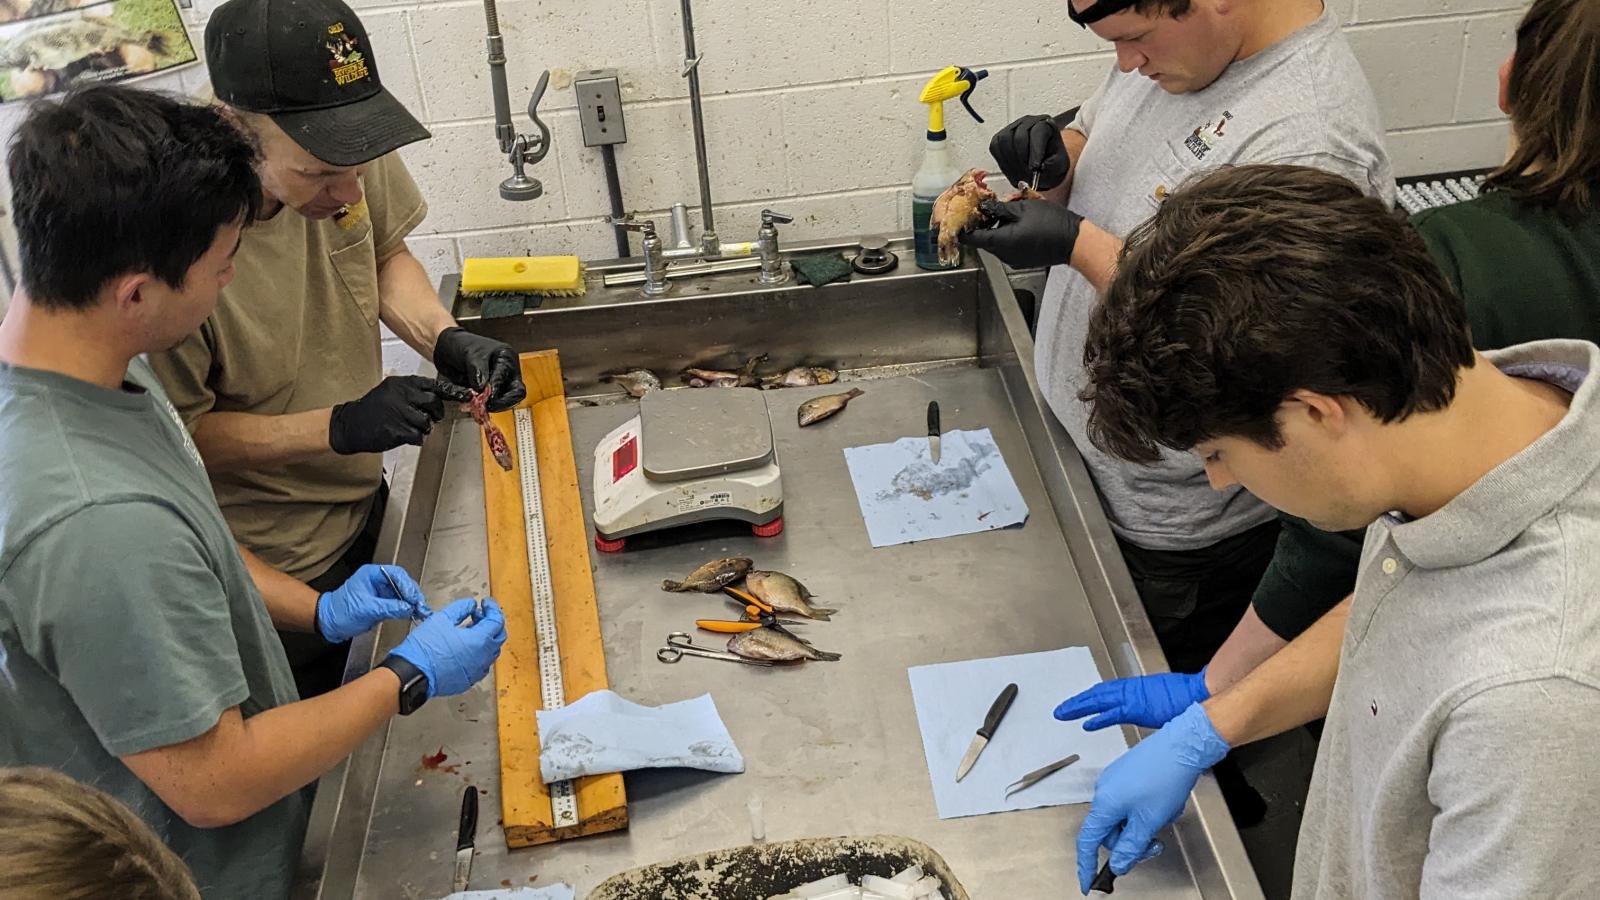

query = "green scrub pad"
789;252;853;287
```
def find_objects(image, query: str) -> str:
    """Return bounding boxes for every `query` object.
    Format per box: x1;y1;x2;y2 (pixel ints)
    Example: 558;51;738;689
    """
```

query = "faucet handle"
760;209;794;227
522;70;553;165
608;213;657;235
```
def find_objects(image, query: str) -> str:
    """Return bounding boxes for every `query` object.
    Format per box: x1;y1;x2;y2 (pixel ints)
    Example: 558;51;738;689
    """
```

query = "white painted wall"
0;0;1527;342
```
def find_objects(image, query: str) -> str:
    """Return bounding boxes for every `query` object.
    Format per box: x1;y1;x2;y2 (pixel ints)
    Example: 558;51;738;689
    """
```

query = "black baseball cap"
207;0;430;166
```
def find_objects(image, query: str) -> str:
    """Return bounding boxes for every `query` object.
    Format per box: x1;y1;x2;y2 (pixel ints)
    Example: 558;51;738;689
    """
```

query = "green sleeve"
1410;208;1468;296
8;501;249;757
1250;513;1365;640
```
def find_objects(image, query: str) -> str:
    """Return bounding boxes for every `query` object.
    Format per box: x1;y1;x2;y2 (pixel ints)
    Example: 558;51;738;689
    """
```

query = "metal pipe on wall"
600;144;630;258
482;0;516;154
679;0;717;252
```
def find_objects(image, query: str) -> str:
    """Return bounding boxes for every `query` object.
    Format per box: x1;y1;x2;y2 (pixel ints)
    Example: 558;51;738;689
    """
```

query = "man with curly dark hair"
1067;163;1600;898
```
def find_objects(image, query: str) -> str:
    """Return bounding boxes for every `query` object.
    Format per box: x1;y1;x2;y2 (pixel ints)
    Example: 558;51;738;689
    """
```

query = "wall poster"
0;0;195;102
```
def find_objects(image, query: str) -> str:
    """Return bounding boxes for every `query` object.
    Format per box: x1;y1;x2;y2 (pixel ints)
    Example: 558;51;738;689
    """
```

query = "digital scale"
592;388;784;552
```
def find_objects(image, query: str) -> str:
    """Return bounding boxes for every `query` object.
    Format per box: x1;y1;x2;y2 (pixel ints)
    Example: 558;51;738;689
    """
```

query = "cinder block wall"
0;0;1526;351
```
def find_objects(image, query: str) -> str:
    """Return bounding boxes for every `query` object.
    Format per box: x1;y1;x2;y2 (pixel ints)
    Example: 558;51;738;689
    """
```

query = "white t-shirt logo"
1183;110;1234;161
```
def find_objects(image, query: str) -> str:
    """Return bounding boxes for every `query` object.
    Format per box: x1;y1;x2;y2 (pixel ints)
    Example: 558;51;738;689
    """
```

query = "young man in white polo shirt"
1068;164;1600;898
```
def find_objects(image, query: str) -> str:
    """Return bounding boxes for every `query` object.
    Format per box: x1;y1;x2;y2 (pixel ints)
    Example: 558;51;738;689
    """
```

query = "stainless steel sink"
297;241;1264;900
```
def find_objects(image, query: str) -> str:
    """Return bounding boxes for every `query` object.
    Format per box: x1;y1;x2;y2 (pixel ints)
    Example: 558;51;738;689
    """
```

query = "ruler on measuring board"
479;350;627;848
514;408;578;828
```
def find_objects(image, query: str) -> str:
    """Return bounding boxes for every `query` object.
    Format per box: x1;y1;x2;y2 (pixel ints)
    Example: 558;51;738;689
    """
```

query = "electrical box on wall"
576;69;627;148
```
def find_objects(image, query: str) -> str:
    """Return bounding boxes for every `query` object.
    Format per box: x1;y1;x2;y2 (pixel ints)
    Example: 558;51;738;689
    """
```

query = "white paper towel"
535;690;744;784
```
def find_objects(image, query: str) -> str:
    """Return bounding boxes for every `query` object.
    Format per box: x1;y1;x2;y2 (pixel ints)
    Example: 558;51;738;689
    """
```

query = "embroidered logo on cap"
325;22;369;86
1183;110;1233;161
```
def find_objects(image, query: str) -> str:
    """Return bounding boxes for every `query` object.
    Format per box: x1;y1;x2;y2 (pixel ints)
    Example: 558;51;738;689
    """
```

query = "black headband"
1068;0;1138;27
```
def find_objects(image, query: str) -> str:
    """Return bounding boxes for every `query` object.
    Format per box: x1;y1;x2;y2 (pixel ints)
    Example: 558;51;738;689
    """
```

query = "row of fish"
661;557;843;663
602;362;866;429
602;357;839;398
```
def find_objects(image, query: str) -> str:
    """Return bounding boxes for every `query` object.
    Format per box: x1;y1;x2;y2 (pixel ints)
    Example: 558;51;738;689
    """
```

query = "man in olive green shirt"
0;85;504;900
150;0;526;695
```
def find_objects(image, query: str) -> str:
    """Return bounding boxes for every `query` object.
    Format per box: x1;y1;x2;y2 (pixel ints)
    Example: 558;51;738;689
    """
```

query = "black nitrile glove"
960;199;1084;269
989;113;1073;192
433;327;526;412
328;375;471;455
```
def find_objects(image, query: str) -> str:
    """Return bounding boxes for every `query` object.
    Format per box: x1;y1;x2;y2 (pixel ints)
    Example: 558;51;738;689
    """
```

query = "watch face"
399;674;429;715
383;657;430;715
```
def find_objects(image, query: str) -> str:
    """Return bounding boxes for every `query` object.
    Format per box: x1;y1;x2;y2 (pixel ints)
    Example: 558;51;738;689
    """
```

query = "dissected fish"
762;366;838;390
662;557;754;593
463;387;513;471
728;626;842;662
744;570;837;621
602;368;661;398
933;168;997;266
682;355;765;389
798;388;865;427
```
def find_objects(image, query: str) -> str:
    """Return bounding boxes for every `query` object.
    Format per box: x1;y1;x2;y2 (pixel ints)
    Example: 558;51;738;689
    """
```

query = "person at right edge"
960;0;1392;826
1069;160;1600;892
1052;2;1600;874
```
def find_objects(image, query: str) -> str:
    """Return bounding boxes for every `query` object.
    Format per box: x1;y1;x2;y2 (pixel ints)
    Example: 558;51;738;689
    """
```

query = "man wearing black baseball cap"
149;0;526;699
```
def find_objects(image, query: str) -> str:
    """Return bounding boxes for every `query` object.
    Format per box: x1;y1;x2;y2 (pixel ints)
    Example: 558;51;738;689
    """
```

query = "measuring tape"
514;408;579;828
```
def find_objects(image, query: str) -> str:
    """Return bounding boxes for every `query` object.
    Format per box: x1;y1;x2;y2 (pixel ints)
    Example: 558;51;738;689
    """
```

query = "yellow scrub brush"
459;256;587;301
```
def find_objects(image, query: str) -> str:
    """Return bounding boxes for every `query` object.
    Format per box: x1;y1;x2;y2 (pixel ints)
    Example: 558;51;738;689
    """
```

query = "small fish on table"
463;386;513;471
682;355;766;388
662;557;754;593
761;366;838;389
798;388;864;427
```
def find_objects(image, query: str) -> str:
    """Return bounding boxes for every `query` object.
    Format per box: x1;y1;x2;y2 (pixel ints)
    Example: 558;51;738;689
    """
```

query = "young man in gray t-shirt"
1068;165;1600;898
965;0;1393;674
0;86;506;899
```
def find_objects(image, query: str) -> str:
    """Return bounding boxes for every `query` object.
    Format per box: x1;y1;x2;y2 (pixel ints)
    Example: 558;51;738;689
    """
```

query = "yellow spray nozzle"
918;66;971;105
918;65;989;135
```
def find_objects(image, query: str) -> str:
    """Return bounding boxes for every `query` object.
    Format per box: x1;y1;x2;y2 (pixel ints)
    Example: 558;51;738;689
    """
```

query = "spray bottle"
912;65;988;270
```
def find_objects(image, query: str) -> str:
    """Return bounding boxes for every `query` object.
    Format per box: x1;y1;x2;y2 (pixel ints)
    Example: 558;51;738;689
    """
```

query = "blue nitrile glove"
390;598;508;698
1076;703;1231;894
316;564;430;644
1054;668;1211;731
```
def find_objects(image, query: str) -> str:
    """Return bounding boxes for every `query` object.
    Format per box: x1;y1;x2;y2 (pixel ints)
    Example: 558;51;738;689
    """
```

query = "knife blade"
452;785;478;893
954;682;1018;782
927;401;941;464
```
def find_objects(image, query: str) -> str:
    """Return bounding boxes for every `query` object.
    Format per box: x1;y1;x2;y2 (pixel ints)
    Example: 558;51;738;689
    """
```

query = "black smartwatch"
376;655;430;715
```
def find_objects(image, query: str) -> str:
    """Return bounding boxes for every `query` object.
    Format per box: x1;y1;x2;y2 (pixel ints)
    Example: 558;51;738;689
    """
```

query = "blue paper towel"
907;648;1129;819
842;428;1029;548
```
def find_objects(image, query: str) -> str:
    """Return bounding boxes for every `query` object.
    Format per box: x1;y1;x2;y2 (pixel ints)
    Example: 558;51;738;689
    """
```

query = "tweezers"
1004;753;1081;799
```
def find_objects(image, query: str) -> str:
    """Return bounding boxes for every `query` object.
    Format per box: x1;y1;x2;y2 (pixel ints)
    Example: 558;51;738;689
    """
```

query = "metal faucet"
677;0;718;256
608;215;670;297
482;0;551;201
756;209;793;286
602;209;801;292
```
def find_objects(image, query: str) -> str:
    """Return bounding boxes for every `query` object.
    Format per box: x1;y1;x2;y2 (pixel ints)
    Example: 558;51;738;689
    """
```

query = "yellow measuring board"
480;350;627;848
